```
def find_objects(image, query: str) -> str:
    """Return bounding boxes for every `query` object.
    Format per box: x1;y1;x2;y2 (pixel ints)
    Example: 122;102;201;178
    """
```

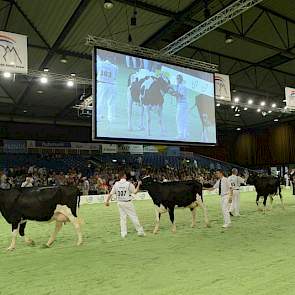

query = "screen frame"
92;46;217;146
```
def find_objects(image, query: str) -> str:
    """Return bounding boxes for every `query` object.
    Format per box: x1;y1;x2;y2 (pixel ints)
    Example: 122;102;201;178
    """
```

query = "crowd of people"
0;160;222;195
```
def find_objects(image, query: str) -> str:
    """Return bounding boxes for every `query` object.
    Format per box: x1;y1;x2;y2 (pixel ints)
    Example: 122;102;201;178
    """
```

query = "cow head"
246;173;258;185
140;175;154;190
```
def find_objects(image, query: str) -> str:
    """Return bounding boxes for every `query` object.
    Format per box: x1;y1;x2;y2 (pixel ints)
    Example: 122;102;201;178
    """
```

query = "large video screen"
93;48;216;144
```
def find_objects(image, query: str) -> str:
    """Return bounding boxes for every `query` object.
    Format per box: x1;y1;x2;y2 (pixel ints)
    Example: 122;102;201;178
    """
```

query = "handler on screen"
105;171;145;238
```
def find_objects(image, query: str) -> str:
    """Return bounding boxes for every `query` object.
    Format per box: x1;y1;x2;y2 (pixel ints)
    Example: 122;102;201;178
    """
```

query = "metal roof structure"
0;0;295;130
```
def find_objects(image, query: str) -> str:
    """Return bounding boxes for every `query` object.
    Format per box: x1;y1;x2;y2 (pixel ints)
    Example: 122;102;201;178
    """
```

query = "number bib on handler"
114;181;132;202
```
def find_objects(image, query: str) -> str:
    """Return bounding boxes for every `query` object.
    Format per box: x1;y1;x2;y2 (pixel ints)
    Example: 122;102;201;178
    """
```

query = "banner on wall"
3;140;27;153
0;31;28;74
35;141;71;148
101;144;117;153
285;87;295;109
70;142;101;150
143;145;159;153
129;144;144;154
214;73;231;101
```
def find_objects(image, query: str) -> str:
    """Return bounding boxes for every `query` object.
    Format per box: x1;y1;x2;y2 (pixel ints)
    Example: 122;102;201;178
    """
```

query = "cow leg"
19;221;35;246
279;189;285;210
127;93;133;131
262;196;268;214
153;210;161;235
196;194;210;227
269;196;274;210
46;221;63;247
256;195;262;211
7;222;20;251
168;207;176;233
68;215;83;246
190;207;196;228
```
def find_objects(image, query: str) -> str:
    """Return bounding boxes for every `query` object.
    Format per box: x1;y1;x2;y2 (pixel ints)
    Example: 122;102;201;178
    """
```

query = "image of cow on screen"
94;49;216;144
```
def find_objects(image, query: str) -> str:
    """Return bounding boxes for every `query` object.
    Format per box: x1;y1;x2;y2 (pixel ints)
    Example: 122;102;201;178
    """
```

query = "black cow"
0;186;82;251
140;176;209;233
246;174;284;212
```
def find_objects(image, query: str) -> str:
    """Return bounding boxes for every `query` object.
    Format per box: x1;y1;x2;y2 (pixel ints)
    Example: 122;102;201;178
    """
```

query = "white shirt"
110;179;136;202
228;175;244;190
213;177;231;196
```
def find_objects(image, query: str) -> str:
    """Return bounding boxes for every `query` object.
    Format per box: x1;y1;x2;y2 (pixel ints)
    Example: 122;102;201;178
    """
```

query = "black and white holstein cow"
0;186;82;251
246;174;284;213
140;176;210;233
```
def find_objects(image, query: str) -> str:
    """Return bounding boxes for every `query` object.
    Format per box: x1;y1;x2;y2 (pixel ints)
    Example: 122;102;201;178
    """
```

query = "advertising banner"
3;140;27;153
214;73;231;101
0;31;28;74
101;144;117;153
285;87;295;109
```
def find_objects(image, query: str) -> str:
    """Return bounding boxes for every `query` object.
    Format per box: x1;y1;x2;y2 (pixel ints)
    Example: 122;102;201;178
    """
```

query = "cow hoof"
191;224;196;228
7;247;15;251
205;223;211;228
153;230;158;234
77;241;83;246
26;239;35;246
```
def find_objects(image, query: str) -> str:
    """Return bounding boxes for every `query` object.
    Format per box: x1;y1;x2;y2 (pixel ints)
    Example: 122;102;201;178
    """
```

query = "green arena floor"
1;189;295;295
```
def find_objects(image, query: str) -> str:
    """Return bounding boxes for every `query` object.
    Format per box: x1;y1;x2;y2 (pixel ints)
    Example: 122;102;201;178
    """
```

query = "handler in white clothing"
105;171;145;238
207;170;232;228
228;168;244;217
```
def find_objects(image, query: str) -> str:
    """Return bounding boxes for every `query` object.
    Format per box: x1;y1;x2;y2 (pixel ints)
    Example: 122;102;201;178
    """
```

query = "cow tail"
76;192;84;226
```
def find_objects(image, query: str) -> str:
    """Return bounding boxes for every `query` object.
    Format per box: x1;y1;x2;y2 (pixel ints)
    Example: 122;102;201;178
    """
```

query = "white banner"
70;142;101;150
80;186;255;204
143;145;159;153
285;87;295;109
0;31;28;74
214;73;231;101
102;144;117;153
129;144;143;154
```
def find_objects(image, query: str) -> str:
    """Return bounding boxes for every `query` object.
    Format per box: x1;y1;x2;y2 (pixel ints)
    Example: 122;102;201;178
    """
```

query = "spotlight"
40;76;48;84
234;113;240;117
271;103;276;108
236;128;241;131
67;80;74;87
268;110;272;114
248;99;253;105
232;89;237;93
283;99;286;102
60;56;68;63
43;68;49;72
257;108;261;112
3;71;11;78
37;90;44;94
243;107;248;111
216;103;221;107
284;106;288;110
231;105;235;109
225;33;234;44
234;97;239;103
70;73;76;77
104;0;114;9
260;101;266;106
23;110;27;113
274;119;279;122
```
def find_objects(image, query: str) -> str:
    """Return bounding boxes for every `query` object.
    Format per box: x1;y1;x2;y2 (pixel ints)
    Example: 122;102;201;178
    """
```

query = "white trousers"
96;83;116;122
229;190;240;216
221;195;231;226
117;201;144;237
176;102;188;139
